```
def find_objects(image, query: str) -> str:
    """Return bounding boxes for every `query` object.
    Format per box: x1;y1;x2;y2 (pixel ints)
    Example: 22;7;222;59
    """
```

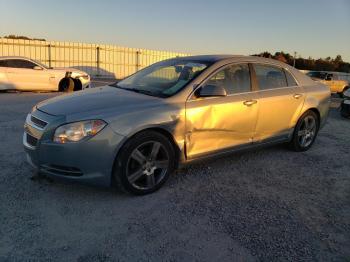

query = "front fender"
108;104;186;155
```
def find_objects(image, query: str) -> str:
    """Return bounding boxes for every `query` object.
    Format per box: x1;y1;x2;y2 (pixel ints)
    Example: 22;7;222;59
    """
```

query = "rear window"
253;64;287;90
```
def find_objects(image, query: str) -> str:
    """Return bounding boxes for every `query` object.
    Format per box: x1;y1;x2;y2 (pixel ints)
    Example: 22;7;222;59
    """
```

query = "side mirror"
33;66;43;70
195;84;227;98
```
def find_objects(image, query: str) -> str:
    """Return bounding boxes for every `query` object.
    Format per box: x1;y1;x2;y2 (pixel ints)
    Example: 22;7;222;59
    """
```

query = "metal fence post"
96;46;100;77
136;50;141;71
48;44;52;68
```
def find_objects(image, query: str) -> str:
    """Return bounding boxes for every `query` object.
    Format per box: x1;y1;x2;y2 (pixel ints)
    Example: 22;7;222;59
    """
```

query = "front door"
6;59;49;90
185;63;259;159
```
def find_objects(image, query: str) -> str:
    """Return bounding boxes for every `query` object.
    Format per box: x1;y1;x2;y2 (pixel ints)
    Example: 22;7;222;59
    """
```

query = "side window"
254;64;288;90
6;59;37;69
0;60;8;67
206;64;251;95
284;70;298;86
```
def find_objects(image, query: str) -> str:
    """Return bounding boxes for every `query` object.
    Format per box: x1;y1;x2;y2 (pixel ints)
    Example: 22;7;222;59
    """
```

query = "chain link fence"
0;38;189;79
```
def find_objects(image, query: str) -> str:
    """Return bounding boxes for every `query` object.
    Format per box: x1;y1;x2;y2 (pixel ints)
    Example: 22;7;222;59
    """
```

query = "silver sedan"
24;55;330;194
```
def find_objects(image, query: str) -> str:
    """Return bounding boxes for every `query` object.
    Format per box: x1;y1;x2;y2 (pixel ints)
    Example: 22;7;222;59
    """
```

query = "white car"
0;56;90;92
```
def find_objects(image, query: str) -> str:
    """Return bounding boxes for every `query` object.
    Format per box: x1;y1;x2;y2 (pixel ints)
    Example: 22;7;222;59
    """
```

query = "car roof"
0;56;33;60
174;55;243;62
168;54;292;67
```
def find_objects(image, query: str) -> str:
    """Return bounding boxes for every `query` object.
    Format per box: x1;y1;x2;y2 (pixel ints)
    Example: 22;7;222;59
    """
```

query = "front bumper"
23;108;125;187
78;76;90;89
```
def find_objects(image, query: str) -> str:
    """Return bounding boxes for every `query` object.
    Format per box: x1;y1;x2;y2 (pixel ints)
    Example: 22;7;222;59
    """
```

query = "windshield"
111;59;211;97
306;71;327;80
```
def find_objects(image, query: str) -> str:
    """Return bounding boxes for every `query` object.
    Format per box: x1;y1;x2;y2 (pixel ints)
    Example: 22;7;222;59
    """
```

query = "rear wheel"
289;110;319;152
114;131;175;195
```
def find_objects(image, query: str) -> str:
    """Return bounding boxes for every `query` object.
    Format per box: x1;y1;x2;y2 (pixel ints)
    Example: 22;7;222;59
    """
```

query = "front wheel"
114;131;175;195
289;110;319;152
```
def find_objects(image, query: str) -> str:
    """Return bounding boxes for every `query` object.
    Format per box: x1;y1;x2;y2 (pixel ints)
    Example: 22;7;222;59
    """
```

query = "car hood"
36;85;162;117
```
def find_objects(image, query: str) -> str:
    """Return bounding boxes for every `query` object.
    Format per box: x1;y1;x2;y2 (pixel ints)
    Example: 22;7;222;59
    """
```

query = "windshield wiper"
128;88;154;95
109;84;163;97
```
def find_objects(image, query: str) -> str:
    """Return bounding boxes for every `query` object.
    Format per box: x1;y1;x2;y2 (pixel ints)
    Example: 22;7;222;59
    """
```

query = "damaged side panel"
185;93;258;159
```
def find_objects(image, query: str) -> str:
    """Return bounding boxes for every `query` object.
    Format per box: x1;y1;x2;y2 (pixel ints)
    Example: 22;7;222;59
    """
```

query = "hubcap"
126;141;169;190
298;115;317;148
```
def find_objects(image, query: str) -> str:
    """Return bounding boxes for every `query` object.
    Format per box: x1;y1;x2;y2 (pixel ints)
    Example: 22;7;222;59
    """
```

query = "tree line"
252;51;350;73
3;35;46;41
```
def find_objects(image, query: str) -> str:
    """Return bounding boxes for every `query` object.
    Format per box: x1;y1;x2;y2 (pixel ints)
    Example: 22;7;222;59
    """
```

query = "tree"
275;53;288;63
251;52;350;73
3;35;46;41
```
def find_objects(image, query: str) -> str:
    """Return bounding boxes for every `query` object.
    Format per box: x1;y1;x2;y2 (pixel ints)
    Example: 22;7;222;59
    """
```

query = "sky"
1;0;349;61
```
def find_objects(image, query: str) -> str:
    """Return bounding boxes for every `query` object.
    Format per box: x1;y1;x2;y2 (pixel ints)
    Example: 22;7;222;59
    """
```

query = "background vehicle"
0;56;90;91
23;55;330;195
340;88;350;118
306;70;350;97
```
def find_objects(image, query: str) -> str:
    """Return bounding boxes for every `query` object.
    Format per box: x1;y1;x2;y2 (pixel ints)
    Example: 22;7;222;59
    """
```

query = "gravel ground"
0;90;349;261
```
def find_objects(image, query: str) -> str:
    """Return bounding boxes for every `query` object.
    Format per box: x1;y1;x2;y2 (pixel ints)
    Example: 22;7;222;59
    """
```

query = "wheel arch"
58;77;83;91
110;127;182;186
298;107;321;128
307;108;321;126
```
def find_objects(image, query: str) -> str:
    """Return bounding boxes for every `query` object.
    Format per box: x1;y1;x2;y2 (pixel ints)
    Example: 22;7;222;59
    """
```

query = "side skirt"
179;136;290;168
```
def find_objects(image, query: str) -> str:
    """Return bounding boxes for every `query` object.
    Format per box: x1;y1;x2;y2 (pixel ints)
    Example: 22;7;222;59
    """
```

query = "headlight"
53;120;106;143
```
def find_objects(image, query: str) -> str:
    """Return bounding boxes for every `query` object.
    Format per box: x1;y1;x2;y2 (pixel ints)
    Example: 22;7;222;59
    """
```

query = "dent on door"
185;94;258;159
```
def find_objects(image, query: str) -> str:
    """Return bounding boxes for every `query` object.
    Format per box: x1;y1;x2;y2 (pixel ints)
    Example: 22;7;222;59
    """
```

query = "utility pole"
293;51;297;67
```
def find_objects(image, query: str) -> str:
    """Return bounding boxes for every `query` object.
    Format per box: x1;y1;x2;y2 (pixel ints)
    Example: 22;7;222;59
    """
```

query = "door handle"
293;93;303;99
243;100;257;106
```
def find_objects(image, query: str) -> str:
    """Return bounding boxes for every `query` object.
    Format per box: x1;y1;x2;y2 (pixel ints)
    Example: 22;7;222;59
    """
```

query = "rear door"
6;59;50;90
252;64;305;142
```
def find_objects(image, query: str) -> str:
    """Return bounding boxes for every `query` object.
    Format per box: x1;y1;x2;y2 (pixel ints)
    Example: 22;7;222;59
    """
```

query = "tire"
73;79;83;91
59;78;75;92
340;103;350;118
289;110;319;152
113;131;175;195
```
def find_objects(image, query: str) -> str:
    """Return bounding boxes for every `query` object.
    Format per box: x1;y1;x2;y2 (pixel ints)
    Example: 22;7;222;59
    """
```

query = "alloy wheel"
297;115;317;148
126;141;169;190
